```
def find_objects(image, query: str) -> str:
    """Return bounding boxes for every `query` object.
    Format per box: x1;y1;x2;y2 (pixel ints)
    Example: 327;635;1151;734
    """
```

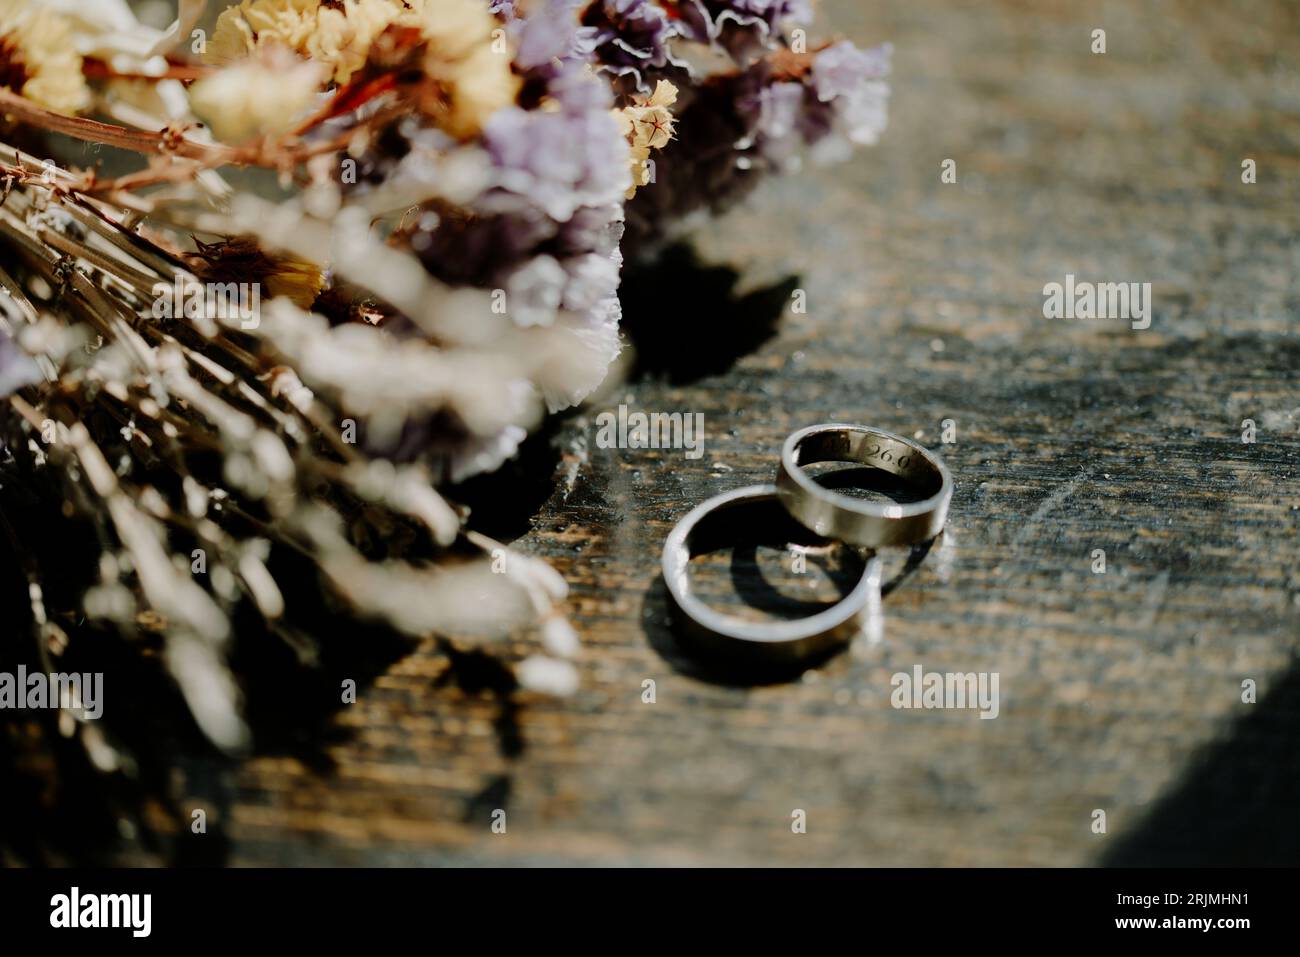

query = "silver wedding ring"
661;484;882;666
776;423;952;547
661;424;951;666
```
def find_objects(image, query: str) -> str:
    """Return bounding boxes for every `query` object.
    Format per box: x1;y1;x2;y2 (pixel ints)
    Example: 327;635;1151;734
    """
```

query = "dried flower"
410;0;520;138
500;0;597;78
625;40;891;251
583;0;686;92
0;161;574;763
188;48;327;143
0;324;41;397
207;0;518;137
516;654;579;696
0;0;90;115
616;78;677;198
736;42;892;166
207;0;402;85
0;0;890;821
673;0;812;58
186;236;327;309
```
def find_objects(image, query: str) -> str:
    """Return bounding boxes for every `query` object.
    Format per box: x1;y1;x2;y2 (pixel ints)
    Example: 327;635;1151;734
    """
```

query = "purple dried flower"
560;250;623;312
582;0;687;91
418;205;558;284
356;0;889;415
810;40;891;101
505;254;569;327
745;80;804;142
731;41;892;168
556;203;626;258
674;0;813;58
825;77;889;148
501;0;599;79
625;40;890;252
803;41;892;159
712;0;813;33
481;74;631;223
394;409;530;484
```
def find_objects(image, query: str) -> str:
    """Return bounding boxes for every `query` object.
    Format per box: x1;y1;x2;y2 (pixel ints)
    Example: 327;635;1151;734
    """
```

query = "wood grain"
14;0;1299;867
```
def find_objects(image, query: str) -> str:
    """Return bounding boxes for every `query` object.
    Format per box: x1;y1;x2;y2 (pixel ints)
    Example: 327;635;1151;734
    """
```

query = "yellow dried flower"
615;80;677;200
0;0;90;115
207;0;400;86
188;237;326;309
264;258;329;307
409;0;518;138
206;0;517;137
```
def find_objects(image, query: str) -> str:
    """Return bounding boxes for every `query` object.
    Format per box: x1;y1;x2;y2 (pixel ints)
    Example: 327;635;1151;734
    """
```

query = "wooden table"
20;0;1299;867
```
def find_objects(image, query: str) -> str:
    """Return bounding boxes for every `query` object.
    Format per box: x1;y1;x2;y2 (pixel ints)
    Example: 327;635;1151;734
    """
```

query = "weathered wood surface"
18;0;1300;866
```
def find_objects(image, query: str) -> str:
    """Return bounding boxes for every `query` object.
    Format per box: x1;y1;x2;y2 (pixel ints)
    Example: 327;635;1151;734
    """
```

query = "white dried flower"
540;616;580;658
189;49;327;143
516;655;579;697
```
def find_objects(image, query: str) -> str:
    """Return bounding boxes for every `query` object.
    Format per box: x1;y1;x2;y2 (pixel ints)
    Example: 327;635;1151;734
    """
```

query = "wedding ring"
776;424;952;547
661;484;882;666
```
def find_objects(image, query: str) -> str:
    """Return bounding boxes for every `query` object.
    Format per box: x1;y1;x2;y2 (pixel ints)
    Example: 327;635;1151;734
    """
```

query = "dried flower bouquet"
0;0;888;771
